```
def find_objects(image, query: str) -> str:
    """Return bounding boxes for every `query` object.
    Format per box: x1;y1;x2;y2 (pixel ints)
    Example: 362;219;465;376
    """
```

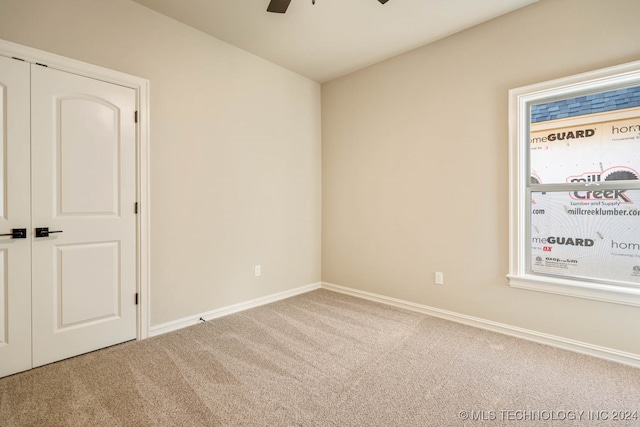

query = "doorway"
0;40;149;378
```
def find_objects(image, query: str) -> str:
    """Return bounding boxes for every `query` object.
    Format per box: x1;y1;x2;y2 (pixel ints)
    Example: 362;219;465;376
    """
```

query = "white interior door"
0;56;32;378
31;65;137;367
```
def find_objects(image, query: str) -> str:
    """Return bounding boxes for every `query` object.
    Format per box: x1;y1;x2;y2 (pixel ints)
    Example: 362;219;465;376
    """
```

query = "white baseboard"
149;282;322;337
321;282;640;368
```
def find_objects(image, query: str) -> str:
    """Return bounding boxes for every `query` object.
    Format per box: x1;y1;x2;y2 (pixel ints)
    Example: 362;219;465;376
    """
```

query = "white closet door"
31;65;137;367
0;56;32;378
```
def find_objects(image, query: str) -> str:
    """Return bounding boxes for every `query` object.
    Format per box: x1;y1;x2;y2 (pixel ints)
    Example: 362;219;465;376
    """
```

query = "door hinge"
134;111;138;123
135;293;139;305
135;202;139;214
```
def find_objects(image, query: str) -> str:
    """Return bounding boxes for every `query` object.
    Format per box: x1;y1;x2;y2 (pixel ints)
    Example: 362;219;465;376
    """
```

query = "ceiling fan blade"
267;0;292;13
378;0;389;3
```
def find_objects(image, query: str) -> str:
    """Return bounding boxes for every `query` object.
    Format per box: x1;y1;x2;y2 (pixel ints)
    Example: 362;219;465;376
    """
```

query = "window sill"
508;274;640;307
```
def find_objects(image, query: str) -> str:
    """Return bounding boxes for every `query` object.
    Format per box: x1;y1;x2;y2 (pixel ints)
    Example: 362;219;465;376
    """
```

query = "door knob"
0;228;27;239
35;227;63;238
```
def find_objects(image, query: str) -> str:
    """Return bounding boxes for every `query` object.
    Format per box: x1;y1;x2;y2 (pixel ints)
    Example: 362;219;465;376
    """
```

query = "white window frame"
508;61;640;307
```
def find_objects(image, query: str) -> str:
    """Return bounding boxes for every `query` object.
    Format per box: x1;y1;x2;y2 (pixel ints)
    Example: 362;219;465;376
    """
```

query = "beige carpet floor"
1;289;639;426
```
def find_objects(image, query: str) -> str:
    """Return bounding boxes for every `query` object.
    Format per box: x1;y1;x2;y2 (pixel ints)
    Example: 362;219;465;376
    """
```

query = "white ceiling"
132;0;537;83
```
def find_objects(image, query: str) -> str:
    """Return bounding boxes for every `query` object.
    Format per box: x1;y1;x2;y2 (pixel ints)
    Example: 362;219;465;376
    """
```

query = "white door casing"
0;55;32;378
0;38;149;378
31;65;137;367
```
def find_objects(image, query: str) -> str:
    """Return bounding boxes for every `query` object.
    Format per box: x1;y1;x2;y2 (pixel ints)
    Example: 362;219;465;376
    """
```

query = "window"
508;62;640;306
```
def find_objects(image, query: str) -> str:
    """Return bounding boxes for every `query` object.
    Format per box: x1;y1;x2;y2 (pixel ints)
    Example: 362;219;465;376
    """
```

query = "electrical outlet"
255;265;261;277
435;271;444;285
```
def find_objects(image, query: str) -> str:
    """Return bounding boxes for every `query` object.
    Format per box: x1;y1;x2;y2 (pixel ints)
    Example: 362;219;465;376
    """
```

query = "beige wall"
2;0;638;357
0;0;321;326
322;0;640;355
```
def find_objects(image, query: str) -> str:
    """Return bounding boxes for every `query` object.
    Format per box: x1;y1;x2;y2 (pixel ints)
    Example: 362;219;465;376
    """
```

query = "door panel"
57;241;120;328
31;65;136;367
58;96;120;216
0;55;32;378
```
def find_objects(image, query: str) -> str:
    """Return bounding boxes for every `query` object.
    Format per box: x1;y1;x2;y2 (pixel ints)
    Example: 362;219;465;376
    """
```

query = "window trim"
508;61;640;307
